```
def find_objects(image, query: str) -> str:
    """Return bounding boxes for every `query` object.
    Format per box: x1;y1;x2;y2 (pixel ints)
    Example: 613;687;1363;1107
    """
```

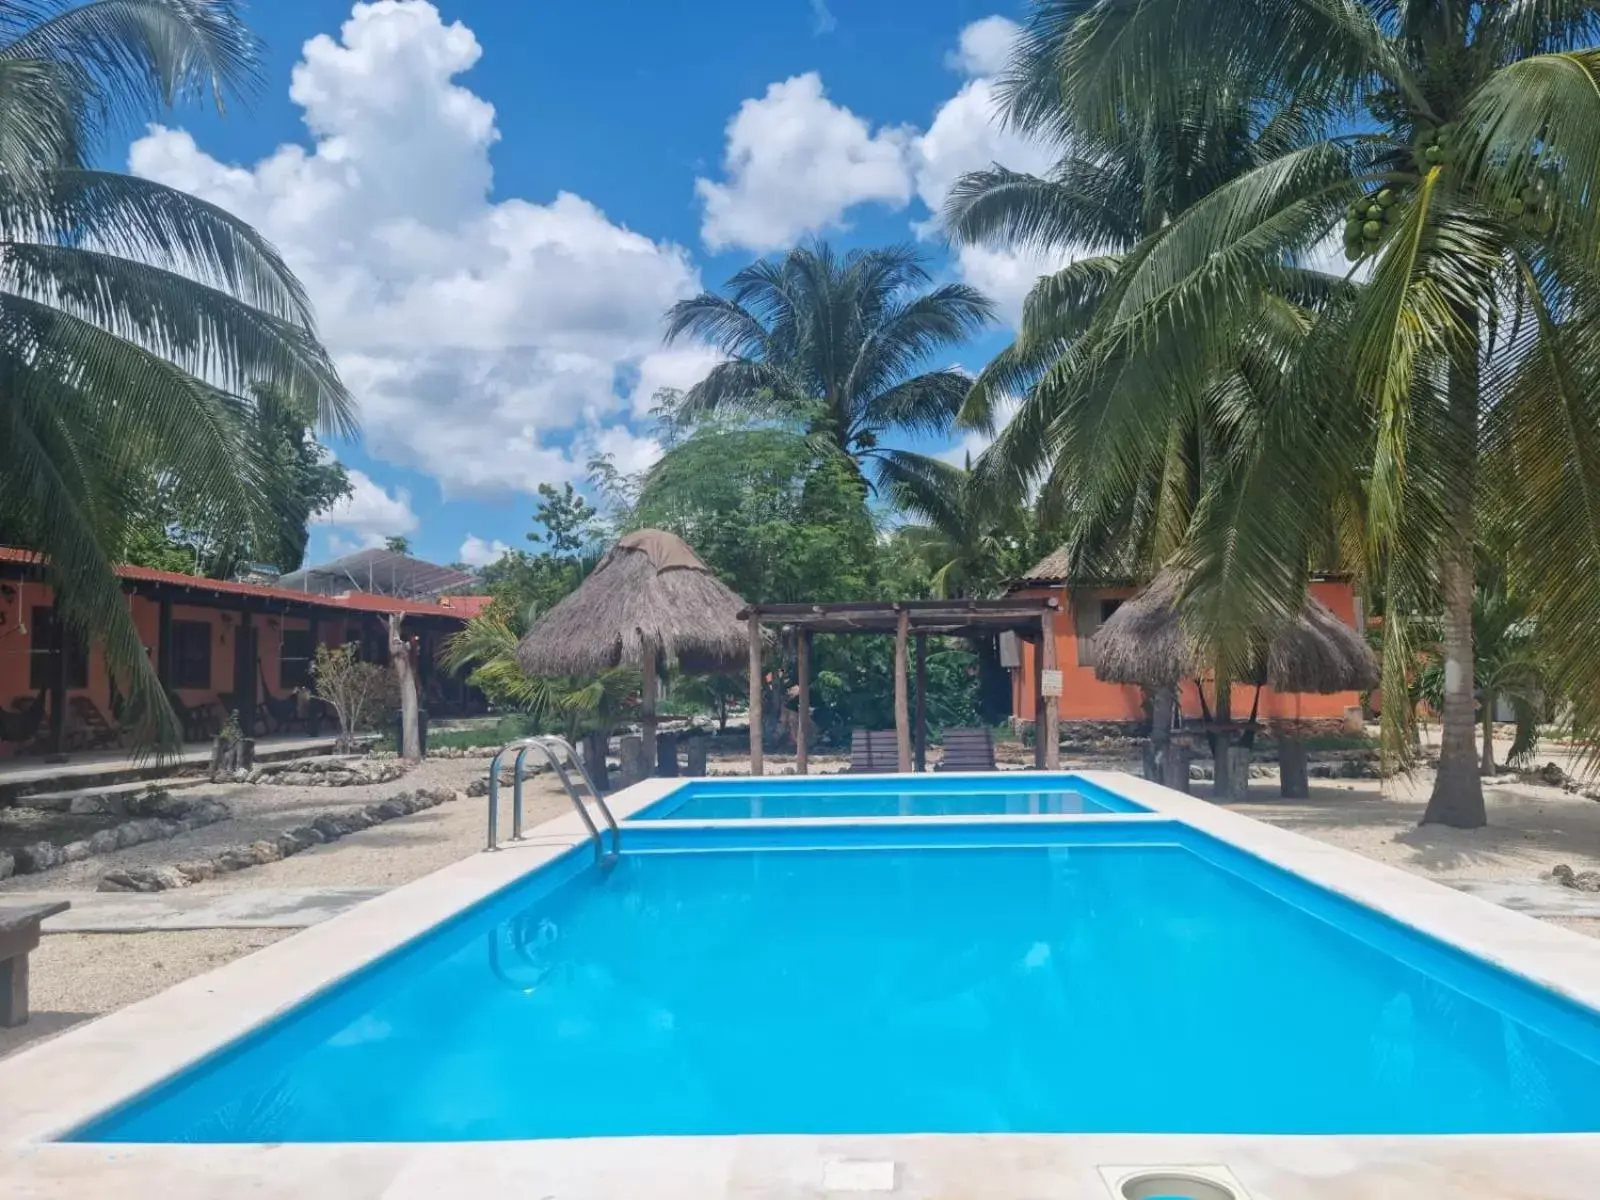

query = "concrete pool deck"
1;771;1599;1197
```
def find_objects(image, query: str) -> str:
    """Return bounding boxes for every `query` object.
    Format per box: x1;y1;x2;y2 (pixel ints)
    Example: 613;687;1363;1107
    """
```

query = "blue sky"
125;0;1066;568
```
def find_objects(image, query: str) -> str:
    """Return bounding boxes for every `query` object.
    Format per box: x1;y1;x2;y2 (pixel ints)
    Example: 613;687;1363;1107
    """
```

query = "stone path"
7;887;387;932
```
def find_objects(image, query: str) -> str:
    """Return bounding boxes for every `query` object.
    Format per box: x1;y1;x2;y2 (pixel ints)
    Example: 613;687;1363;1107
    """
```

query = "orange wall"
0;585;377;758
1012;580;1363;724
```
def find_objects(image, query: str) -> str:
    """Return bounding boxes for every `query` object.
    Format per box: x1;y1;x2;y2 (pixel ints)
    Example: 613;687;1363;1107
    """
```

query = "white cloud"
129;1;699;500
912;18;1080;326
313;468;418;547
808;0;836;35
944;14;1020;77
457;534;510;568
695;73;914;252
693;16;1073;325
581;425;664;478
629;343;724;418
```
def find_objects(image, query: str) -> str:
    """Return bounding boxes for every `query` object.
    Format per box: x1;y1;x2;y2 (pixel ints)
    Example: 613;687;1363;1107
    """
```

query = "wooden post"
233;611;257;738
1279;734;1310;799
48;604;67;757
914;633;928;772
796;629;812;775
641;645;659;778
1041;608;1060;770
156;599;173;687
747;613;763;776
1032;633;1045;769
386;613;419;761
894;608;912;773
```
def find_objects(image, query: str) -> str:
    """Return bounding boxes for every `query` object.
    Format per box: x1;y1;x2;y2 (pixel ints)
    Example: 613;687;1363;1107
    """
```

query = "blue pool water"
631;772;1144;820
76;822;1600;1142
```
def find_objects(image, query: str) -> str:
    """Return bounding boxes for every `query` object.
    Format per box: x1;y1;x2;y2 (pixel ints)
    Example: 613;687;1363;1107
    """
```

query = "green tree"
121;383;351;576
663;243;994;489
0;1;351;748
383;536;411;556
528;482;600;555
958;0;1600;826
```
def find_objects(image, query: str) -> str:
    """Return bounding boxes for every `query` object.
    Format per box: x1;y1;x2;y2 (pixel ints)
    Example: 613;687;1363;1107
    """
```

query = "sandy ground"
7;730;1600;1060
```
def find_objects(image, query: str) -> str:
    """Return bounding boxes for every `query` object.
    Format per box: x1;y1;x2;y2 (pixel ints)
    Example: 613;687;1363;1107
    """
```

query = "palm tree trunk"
1421;341;1486;828
1480;690;1496;776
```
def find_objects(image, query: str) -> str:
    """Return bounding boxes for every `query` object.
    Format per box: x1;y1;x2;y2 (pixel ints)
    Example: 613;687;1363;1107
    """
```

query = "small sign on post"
1040;669;1063;697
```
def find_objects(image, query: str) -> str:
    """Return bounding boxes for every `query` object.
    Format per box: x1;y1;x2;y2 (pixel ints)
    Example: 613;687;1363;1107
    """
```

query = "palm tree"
947;80;1363;767
1417;574;1544;776
876;451;1042;600
440;609;639;783
0;1;352;747
662;243;994;490
958;0;1600;827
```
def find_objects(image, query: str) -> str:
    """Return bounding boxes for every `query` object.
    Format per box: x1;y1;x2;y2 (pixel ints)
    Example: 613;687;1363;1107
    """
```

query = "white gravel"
0;756;496;894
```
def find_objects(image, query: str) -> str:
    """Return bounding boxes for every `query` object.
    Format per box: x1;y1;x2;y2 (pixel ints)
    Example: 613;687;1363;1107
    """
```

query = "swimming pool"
630;771;1144;820
74;820;1600;1142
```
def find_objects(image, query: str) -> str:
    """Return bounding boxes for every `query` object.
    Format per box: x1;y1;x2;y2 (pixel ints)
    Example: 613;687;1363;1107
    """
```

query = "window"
281;628;315;690
29;607;88;690
170;620;213;690
1074;594;1126;669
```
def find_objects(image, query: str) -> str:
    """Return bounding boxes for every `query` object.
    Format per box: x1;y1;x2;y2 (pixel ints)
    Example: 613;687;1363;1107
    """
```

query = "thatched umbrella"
516;529;749;772
1090;566;1377;797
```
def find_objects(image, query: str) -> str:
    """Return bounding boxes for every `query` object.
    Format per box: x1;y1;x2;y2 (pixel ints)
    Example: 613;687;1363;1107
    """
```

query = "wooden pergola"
738;597;1063;775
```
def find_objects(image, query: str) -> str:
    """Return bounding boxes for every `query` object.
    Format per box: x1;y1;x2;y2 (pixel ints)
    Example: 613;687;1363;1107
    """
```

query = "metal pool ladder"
486;736;620;866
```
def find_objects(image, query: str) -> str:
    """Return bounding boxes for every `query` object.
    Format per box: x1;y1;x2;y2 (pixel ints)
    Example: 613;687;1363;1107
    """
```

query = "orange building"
0;547;490;760
1008;551;1365;730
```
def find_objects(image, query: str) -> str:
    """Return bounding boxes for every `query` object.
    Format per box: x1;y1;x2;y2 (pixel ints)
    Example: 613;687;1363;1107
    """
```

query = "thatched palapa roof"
1090;567;1378;694
516;530;749;677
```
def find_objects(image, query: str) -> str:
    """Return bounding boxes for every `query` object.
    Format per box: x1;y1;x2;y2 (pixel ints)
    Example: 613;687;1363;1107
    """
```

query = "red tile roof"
0;546;490;622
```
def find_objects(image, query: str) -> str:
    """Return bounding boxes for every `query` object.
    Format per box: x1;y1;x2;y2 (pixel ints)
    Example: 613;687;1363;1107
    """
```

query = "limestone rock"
61;840;91;863
88;830;121;855
0;851;13;881
1553;863;1600;892
176;860;217;883
14;841;63;873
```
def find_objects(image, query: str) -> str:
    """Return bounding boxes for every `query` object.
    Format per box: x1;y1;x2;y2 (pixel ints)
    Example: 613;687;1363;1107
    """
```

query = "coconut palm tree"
0;1;351;747
947;76;1364;760
876;450;1043;600
958;0;1600;826
662;243;994;490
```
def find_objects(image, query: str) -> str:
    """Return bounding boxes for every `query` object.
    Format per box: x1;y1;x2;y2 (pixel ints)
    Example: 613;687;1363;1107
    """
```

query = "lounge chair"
934;727;997;772
848;729;901;773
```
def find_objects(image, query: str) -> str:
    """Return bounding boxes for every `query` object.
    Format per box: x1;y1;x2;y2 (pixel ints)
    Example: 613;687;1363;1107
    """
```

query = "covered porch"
739;597;1064;775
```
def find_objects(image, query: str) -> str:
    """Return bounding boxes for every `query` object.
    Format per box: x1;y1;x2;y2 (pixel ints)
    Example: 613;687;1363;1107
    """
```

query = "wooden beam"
894;608;911;773
1041;610;1060;770
796;630;812;775
640;645;658;778
914;633;928;772
747;613;764;776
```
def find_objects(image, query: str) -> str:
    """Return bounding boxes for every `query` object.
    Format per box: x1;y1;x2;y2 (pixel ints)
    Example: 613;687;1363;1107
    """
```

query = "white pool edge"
0;769;1597;1199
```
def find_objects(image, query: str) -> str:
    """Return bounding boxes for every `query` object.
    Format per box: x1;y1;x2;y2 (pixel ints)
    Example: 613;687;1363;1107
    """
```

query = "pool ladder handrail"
486;736;620;865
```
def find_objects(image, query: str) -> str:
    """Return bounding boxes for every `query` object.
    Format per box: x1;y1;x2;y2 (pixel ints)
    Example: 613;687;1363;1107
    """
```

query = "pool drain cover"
822;1159;897;1192
1098;1164;1249;1200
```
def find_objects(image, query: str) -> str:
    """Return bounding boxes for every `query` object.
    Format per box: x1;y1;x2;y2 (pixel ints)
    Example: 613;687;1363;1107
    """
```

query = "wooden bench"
848;729;902;773
935;727;998;772
1;900;70;1027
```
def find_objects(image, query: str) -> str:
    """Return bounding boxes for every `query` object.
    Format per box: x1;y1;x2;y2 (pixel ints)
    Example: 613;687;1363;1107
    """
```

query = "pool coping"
0;769;1598;1197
